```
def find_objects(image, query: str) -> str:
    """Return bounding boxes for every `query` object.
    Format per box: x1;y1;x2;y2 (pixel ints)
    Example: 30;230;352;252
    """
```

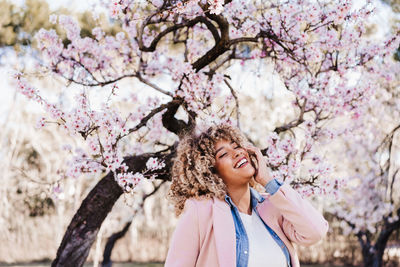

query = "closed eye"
217;143;240;158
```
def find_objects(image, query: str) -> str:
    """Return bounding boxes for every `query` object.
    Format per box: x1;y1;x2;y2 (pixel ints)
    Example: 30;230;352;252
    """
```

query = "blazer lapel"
212;198;236;267
256;200;294;251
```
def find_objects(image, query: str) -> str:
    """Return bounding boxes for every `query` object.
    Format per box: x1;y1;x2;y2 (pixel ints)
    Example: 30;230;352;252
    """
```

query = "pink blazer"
165;183;329;267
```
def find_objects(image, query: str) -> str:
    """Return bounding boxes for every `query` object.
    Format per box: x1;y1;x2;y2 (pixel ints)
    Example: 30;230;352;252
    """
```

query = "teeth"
235;158;247;168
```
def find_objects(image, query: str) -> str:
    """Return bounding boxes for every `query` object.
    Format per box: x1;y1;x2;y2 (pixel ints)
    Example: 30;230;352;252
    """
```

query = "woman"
165;124;328;267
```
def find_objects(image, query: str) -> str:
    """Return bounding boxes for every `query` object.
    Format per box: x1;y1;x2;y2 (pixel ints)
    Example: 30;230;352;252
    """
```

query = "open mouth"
235;157;248;168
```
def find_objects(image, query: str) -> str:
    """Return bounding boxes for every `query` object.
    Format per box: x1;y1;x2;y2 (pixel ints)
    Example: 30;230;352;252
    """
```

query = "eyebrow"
215;141;235;155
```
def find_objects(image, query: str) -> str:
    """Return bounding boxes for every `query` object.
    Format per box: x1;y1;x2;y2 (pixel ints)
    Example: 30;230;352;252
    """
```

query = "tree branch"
138;16;219;52
274;98;307;134
123;99;183;137
224;79;240;129
52;147;175;266
136;72;173;97
161;97;193;136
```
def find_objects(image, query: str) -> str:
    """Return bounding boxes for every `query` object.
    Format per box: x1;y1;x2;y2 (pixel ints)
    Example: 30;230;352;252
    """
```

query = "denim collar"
224;187;265;210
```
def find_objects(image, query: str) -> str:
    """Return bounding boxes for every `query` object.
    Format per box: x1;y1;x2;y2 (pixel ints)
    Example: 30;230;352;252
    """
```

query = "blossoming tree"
328;68;400;266
14;0;399;266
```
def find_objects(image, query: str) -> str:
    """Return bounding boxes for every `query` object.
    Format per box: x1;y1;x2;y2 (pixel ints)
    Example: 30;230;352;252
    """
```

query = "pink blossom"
146;157;166;171
92;27;104;40
49;14;58;24
59;15;81;41
117;172;144;192
151;0;163;8
208;0;224;15
13;0;400;207
35;117;46;129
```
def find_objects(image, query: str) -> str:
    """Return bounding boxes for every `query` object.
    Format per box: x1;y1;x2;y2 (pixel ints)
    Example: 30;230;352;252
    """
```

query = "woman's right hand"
245;145;273;187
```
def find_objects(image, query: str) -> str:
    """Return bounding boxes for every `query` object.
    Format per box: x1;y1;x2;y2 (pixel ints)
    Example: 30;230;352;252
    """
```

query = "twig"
224;79;240;129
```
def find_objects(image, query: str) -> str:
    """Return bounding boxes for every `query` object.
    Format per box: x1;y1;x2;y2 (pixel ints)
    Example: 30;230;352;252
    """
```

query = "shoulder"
182;197;214;215
180;197;215;235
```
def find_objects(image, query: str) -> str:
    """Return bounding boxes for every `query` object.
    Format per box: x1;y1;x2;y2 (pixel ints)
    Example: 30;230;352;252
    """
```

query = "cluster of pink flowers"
35;117;46;129
14;0;400;204
207;0;225;15
116;157;166;189
176;69;222;112
146;157;166;171
117;172;144;193
13;74;155;186
109;0;132;19
297;177;347;199
14;73;43;102
264;130;343;199
174;0;203;16
65;148;103;179
35;28;63;66
330;172;398;234
325;70;400;233
264;132;299;182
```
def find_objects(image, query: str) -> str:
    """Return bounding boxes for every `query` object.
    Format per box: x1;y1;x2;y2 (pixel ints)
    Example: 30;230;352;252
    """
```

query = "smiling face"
214;139;255;188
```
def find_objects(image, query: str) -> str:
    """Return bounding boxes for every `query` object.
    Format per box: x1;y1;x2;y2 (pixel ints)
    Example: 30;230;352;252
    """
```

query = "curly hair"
169;124;256;215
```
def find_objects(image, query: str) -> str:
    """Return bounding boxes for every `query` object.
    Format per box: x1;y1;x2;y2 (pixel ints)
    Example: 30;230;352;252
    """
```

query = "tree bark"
359;216;400;267
101;220;132;267
101;181;165;267
361;247;384;267
51;151;175;267
51;172;123;267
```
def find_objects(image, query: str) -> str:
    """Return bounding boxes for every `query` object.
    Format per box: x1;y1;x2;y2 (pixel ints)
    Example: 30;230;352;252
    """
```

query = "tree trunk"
51;96;191;267
101;180;165;267
101;220;132;267
361;247;384;267
51;151;174;267
360;223;399;267
51;172;123;267
361;249;374;267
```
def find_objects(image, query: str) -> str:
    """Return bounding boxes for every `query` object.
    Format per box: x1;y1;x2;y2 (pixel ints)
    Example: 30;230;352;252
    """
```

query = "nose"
233;148;242;158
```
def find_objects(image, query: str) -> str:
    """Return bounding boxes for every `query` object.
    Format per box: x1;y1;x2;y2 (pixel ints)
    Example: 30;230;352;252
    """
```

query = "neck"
227;183;251;215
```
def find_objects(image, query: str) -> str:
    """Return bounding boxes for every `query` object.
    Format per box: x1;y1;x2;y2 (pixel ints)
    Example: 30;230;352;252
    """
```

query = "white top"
239;211;287;267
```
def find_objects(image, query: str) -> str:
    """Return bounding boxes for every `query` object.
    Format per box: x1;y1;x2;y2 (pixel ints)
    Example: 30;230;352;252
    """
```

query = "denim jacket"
224;179;292;267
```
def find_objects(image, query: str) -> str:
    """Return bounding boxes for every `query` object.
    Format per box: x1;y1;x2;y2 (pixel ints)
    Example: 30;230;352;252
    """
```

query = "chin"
240;165;256;177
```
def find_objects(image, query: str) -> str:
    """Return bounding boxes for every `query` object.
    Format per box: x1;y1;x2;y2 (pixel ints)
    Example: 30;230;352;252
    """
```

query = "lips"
234;157;248;168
